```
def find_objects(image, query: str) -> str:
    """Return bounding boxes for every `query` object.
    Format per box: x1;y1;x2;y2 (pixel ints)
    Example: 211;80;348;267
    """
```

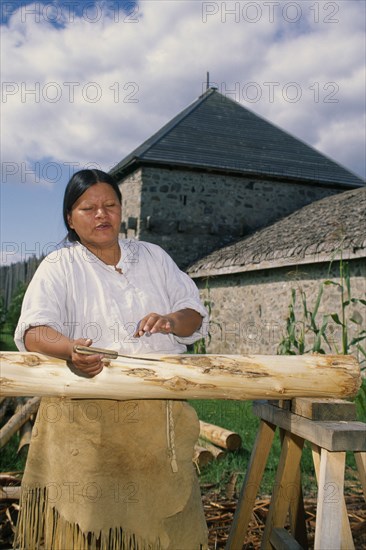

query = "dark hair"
63;169;122;242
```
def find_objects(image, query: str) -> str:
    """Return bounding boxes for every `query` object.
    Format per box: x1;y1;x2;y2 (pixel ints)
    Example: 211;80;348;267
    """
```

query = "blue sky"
1;0;365;265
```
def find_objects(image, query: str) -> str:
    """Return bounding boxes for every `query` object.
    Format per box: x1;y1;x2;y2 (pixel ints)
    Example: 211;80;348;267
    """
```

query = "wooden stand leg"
354;451;366;500
288;467;308;550
228;400;365;550
261;432;304;550
226;420;276;549
314;448;348;550
312;445;354;550
279;429;308;550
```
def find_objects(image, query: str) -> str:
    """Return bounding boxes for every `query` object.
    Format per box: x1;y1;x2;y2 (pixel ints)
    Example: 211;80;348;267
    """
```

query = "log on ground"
193;445;213;467
0;397;40;449
199;421;242;451
0;352;361;401
198;438;227;460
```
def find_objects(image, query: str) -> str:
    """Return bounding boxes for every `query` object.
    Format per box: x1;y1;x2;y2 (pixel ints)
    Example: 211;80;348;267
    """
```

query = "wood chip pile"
201;484;366;549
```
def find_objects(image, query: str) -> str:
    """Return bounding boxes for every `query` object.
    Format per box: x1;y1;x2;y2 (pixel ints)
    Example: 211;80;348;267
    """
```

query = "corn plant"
278;258;366;415
192;279;222;355
278;260;365;360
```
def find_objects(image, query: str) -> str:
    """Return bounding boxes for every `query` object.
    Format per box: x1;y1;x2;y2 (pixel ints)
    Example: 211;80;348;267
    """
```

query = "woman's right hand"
24;326;105;378
70;338;105;377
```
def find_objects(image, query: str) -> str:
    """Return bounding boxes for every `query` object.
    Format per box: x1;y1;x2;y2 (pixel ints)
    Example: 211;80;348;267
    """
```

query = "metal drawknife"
73;344;161;362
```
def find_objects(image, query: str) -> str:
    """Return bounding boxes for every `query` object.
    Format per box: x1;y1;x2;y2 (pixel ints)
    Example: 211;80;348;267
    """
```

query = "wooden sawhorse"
226;399;366;549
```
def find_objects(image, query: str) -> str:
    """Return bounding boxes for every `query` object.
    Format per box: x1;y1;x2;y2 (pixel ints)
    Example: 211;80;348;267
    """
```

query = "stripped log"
193;445;213;467
0;352;361;401
0;397;40;448
198;438;227;460
200;421;242;451
0;485;21;501
0;473;22;502
15;397;34;453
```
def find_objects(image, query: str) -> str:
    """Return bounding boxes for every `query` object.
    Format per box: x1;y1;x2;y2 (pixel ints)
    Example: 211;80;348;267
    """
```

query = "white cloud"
315;114;366;178
1;0;365;187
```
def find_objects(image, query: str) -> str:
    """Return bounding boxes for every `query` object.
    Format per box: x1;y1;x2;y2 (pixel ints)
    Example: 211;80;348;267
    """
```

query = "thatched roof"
187;187;366;278
110;88;364;188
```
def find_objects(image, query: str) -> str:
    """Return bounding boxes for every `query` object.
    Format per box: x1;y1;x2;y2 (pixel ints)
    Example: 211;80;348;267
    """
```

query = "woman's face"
67;182;122;252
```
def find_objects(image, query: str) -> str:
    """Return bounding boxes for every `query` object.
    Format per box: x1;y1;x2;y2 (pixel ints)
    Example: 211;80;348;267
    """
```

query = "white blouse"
15;239;208;355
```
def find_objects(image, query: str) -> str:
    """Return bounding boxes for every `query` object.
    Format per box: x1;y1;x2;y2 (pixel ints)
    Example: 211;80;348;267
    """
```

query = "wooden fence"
0;256;42;311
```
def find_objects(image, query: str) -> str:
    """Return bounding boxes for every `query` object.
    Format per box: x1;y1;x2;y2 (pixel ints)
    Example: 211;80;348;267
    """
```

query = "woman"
14;169;209;549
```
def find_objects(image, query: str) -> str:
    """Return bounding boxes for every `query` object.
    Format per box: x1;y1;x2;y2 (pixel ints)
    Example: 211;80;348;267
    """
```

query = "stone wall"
117;166;344;268
193;259;366;360
118;169;142;239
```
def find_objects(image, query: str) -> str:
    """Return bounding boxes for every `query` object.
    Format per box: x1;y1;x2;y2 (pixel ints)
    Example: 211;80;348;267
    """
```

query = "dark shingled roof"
187;187;366;278
111;88;364;188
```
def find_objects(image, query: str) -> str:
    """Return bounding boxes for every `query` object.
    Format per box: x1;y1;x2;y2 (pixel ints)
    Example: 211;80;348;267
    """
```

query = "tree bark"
0;351;361;401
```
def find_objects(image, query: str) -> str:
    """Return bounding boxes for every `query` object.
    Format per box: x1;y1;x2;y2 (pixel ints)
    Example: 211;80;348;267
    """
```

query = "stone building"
187;187;366;357
109;88;365;359
110;88;364;269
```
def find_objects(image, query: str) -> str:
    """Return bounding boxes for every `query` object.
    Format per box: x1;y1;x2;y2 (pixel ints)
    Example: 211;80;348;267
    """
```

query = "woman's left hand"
134;313;174;337
134;309;202;338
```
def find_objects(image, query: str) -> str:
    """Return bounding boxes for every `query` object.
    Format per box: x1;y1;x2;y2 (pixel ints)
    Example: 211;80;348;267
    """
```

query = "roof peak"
110;88;364;188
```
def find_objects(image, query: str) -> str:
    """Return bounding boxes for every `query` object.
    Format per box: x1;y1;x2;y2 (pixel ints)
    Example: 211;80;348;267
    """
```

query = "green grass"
0;434;27;472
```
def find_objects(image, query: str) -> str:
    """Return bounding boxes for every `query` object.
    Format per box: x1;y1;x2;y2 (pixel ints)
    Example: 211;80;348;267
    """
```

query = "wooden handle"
73;345;119;359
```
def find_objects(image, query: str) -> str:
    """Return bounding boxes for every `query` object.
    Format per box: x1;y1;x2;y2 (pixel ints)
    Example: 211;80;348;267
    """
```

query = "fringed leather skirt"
14;398;208;549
